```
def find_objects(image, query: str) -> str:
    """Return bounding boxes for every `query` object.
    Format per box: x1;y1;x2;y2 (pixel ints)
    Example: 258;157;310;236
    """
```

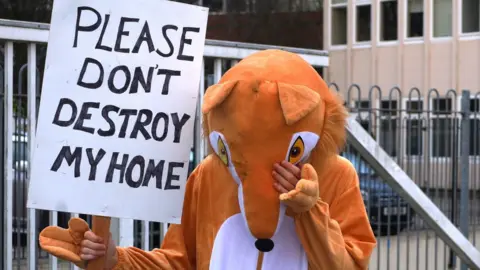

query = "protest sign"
27;0;208;224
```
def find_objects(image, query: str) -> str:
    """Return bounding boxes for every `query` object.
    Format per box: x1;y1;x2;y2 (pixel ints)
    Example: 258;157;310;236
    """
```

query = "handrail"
0;19;329;66
346;115;480;269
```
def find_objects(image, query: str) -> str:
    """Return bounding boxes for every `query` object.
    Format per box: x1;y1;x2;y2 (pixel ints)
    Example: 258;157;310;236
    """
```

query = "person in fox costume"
39;49;376;270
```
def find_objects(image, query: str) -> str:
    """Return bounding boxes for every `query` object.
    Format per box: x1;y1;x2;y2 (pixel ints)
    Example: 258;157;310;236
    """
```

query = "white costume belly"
209;213;308;270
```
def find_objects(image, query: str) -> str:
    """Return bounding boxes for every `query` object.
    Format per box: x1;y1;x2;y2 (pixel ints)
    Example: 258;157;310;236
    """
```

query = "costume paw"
279;163;319;213
39;217;90;268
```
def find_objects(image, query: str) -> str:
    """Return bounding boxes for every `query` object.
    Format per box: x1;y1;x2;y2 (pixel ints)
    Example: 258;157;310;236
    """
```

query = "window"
406;99;424;113
314;67;324;78
229;0;247;12
407;0;424;38
461;0;480;34
406;119;424;156
433;0;452;37
331;0;348;46
469;98;480;156
380;0;398;41
356;3;372;43
380;100;398;116
431;97;457;158
405;100;424;156
379;119;398;157
352;100;376;138
359;119;371;131
203;0;224;12
471;98;480;113
431;118;458;157
356;117;376;138
285;0;322;12
378;100;399;157
432;97;453;114
354;100;371;112
470;118;480;156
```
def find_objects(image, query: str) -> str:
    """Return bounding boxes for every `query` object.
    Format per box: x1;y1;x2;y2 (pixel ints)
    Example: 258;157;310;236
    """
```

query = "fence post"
27;42;37;270
460;90;471;270
118;218;134;247
0;49;4;270
449;102;460;268
3;41;14;270
110;218;120;245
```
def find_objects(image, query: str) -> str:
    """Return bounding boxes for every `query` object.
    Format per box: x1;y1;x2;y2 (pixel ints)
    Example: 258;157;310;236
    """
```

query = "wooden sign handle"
87;216;111;270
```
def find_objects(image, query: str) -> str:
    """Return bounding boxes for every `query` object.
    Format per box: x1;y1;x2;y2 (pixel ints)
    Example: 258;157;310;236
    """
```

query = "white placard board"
27;0;209;224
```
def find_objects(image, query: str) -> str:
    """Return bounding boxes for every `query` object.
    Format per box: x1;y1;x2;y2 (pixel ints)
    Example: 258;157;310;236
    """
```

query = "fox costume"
38;49;376;270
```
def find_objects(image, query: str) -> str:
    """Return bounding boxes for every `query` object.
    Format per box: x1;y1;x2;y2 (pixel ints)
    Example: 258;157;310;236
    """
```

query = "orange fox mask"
202;49;347;241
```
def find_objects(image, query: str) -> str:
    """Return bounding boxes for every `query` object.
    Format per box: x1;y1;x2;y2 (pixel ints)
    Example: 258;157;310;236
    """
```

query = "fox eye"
209;131;231;167
217;137;229;166
288;137;305;164
285;132;320;165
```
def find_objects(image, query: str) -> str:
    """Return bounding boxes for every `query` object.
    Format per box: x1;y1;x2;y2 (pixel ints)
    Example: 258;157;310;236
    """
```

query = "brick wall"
206;11;324;50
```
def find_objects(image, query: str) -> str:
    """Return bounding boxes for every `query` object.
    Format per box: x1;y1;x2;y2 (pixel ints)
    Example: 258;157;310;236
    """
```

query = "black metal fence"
332;83;480;269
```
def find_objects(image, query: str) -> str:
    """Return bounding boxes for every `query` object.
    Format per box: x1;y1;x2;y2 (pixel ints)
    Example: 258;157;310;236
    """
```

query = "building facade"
324;0;480;95
323;0;480;189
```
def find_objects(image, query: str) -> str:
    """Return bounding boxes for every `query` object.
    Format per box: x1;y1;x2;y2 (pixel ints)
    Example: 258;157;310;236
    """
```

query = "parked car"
342;152;415;235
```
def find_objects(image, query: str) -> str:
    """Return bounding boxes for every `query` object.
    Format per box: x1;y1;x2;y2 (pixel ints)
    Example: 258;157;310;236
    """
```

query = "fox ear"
277;82;321;125
202;81;238;114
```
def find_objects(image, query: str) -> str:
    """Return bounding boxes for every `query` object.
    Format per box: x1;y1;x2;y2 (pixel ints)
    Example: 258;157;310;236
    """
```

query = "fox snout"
241;171;281;252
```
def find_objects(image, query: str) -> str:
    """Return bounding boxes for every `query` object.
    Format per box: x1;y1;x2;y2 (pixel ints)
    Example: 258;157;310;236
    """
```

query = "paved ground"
12;228;480;270
369;228;480;270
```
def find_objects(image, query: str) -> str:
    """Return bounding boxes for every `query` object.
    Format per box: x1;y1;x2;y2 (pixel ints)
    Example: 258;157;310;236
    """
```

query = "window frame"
349;99;376;139
377;0;399;46
404;0;425;43
428;96;460;160
458;0;480;39
353;0;373;46
330;0;349;49
469;97;480;157
402;97;426;159
430;0;453;41
375;99;400;159
203;0;228;14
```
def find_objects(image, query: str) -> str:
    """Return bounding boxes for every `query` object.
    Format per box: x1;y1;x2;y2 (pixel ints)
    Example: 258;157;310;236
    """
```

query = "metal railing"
334;83;480;270
2;18;480;270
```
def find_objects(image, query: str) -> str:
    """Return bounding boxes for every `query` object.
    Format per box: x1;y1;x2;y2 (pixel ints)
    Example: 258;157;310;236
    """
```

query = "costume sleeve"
294;161;377;270
112;164;202;270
